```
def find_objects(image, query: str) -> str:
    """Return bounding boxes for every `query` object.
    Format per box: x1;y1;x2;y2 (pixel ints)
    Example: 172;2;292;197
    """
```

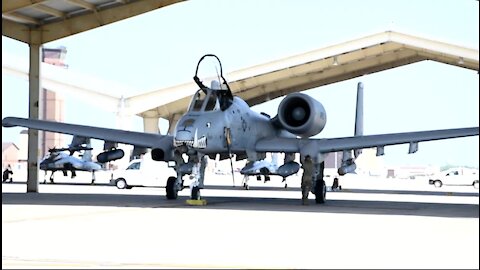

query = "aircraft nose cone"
174;129;207;149
39;159;49;170
174;130;194;147
175;130;193;140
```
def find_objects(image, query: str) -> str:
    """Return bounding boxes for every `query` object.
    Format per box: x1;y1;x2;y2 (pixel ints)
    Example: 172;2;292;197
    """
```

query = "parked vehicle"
110;157;176;189
428;167;479;189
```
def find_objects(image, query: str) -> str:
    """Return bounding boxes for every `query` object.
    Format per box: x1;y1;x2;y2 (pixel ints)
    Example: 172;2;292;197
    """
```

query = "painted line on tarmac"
2;257;289;269
2;207;137;224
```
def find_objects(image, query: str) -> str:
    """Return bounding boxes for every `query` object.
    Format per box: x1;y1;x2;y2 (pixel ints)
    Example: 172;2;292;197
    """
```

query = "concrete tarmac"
2;175;479;269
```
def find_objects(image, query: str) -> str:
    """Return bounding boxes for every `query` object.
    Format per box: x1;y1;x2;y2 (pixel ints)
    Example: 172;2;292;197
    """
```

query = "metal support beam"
2;0;50;13
3;12;40;24
4;0;185;44
26;33;43;193
32;4;66;18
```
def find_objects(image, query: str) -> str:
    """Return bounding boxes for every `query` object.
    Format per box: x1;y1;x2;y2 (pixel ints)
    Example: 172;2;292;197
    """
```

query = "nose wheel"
191;186;201;200
186;184;207;206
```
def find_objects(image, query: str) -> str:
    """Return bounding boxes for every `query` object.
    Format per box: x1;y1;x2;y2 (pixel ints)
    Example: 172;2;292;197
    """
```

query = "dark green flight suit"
301;156;314;204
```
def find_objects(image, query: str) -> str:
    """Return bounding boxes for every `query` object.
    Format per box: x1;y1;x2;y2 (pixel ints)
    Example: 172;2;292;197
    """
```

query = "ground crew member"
331;177;342;191
2;164;14;183
301;155;314;205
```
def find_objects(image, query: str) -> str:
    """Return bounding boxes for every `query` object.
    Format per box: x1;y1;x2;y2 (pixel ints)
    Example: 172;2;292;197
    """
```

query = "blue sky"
2;0;479;167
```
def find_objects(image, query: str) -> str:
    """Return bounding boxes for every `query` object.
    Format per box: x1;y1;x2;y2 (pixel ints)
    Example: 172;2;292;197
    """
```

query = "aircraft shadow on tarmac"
205;184;480;197
4;181;479;197
2;190;478;219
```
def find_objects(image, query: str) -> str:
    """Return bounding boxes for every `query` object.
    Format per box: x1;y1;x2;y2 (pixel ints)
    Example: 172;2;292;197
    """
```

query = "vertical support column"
143;116;160;134
115;96;133;131
26;33;43;193
138;116;160;160
167;113;182;135
114;99;133;167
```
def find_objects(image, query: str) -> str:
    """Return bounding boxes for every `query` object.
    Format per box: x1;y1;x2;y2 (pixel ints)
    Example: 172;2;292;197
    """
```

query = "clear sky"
2;0;479;168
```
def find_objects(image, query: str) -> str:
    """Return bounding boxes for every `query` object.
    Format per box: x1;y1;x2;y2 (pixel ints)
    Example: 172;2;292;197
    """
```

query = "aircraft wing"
255;127;479;154
2;117;173;149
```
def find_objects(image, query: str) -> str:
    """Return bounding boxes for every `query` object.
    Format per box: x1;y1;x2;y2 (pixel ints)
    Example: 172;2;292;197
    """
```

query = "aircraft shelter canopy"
3;0;184;44
134;30;479;121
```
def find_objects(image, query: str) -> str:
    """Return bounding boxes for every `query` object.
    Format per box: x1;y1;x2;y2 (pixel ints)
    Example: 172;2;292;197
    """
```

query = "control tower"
40;46;67;156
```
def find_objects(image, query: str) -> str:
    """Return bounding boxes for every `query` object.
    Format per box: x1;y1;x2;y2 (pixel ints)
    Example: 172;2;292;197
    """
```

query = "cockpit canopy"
188;88;220;112
187;81;233;112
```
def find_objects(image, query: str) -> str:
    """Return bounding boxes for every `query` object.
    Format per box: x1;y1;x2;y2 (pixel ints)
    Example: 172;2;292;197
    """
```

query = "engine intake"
276;93;327;138
151;148;166;161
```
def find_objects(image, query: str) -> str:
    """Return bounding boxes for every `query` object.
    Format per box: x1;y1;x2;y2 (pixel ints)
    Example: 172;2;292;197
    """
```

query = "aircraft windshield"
204;92;218;111
189;90;206;112
188;89;219;112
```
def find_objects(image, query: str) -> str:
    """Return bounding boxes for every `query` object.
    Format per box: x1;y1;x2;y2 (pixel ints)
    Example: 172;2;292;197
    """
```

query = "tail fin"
81;145;93;162
354;82;364;158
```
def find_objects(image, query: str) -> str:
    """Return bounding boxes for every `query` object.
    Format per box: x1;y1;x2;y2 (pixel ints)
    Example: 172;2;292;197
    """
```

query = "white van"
110;157;176;189
428;167;479;189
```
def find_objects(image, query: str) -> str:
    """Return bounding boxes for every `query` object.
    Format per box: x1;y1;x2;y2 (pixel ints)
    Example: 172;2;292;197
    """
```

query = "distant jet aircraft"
39;137;113;184
240;153;295;189
3;54;479;204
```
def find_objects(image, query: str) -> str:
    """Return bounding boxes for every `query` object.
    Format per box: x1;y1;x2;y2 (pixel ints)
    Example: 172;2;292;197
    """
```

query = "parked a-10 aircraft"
39;136;109;184
240;153;287;189
2;54;479;204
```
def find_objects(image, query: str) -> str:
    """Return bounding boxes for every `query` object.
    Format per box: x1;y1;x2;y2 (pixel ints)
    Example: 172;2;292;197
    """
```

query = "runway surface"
2;174;479;269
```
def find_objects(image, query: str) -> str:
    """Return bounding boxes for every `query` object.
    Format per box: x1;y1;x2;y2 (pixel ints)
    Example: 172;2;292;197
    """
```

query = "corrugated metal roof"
2;0;185;44
133;30;479;121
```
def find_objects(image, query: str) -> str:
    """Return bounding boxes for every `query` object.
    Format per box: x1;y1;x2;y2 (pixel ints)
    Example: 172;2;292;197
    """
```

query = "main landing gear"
43;171;55;184
313;178;326;204
313;162;326;204
166;176;180;199
241;175;288;190
242;175;250;190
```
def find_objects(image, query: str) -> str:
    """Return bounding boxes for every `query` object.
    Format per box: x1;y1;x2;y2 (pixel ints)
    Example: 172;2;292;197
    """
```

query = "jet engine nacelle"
276;93;327;138
97;149;124;163
337;159;357;176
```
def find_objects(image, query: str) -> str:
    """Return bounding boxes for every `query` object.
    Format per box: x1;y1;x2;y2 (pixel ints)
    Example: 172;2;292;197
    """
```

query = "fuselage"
173;87;289;160
39;152;101;172
174;96;272;153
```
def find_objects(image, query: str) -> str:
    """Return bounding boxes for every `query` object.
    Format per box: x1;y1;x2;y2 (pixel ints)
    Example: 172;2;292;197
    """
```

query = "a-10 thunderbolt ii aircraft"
240;153;290;190
2;54;479;203
39;136;110;184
